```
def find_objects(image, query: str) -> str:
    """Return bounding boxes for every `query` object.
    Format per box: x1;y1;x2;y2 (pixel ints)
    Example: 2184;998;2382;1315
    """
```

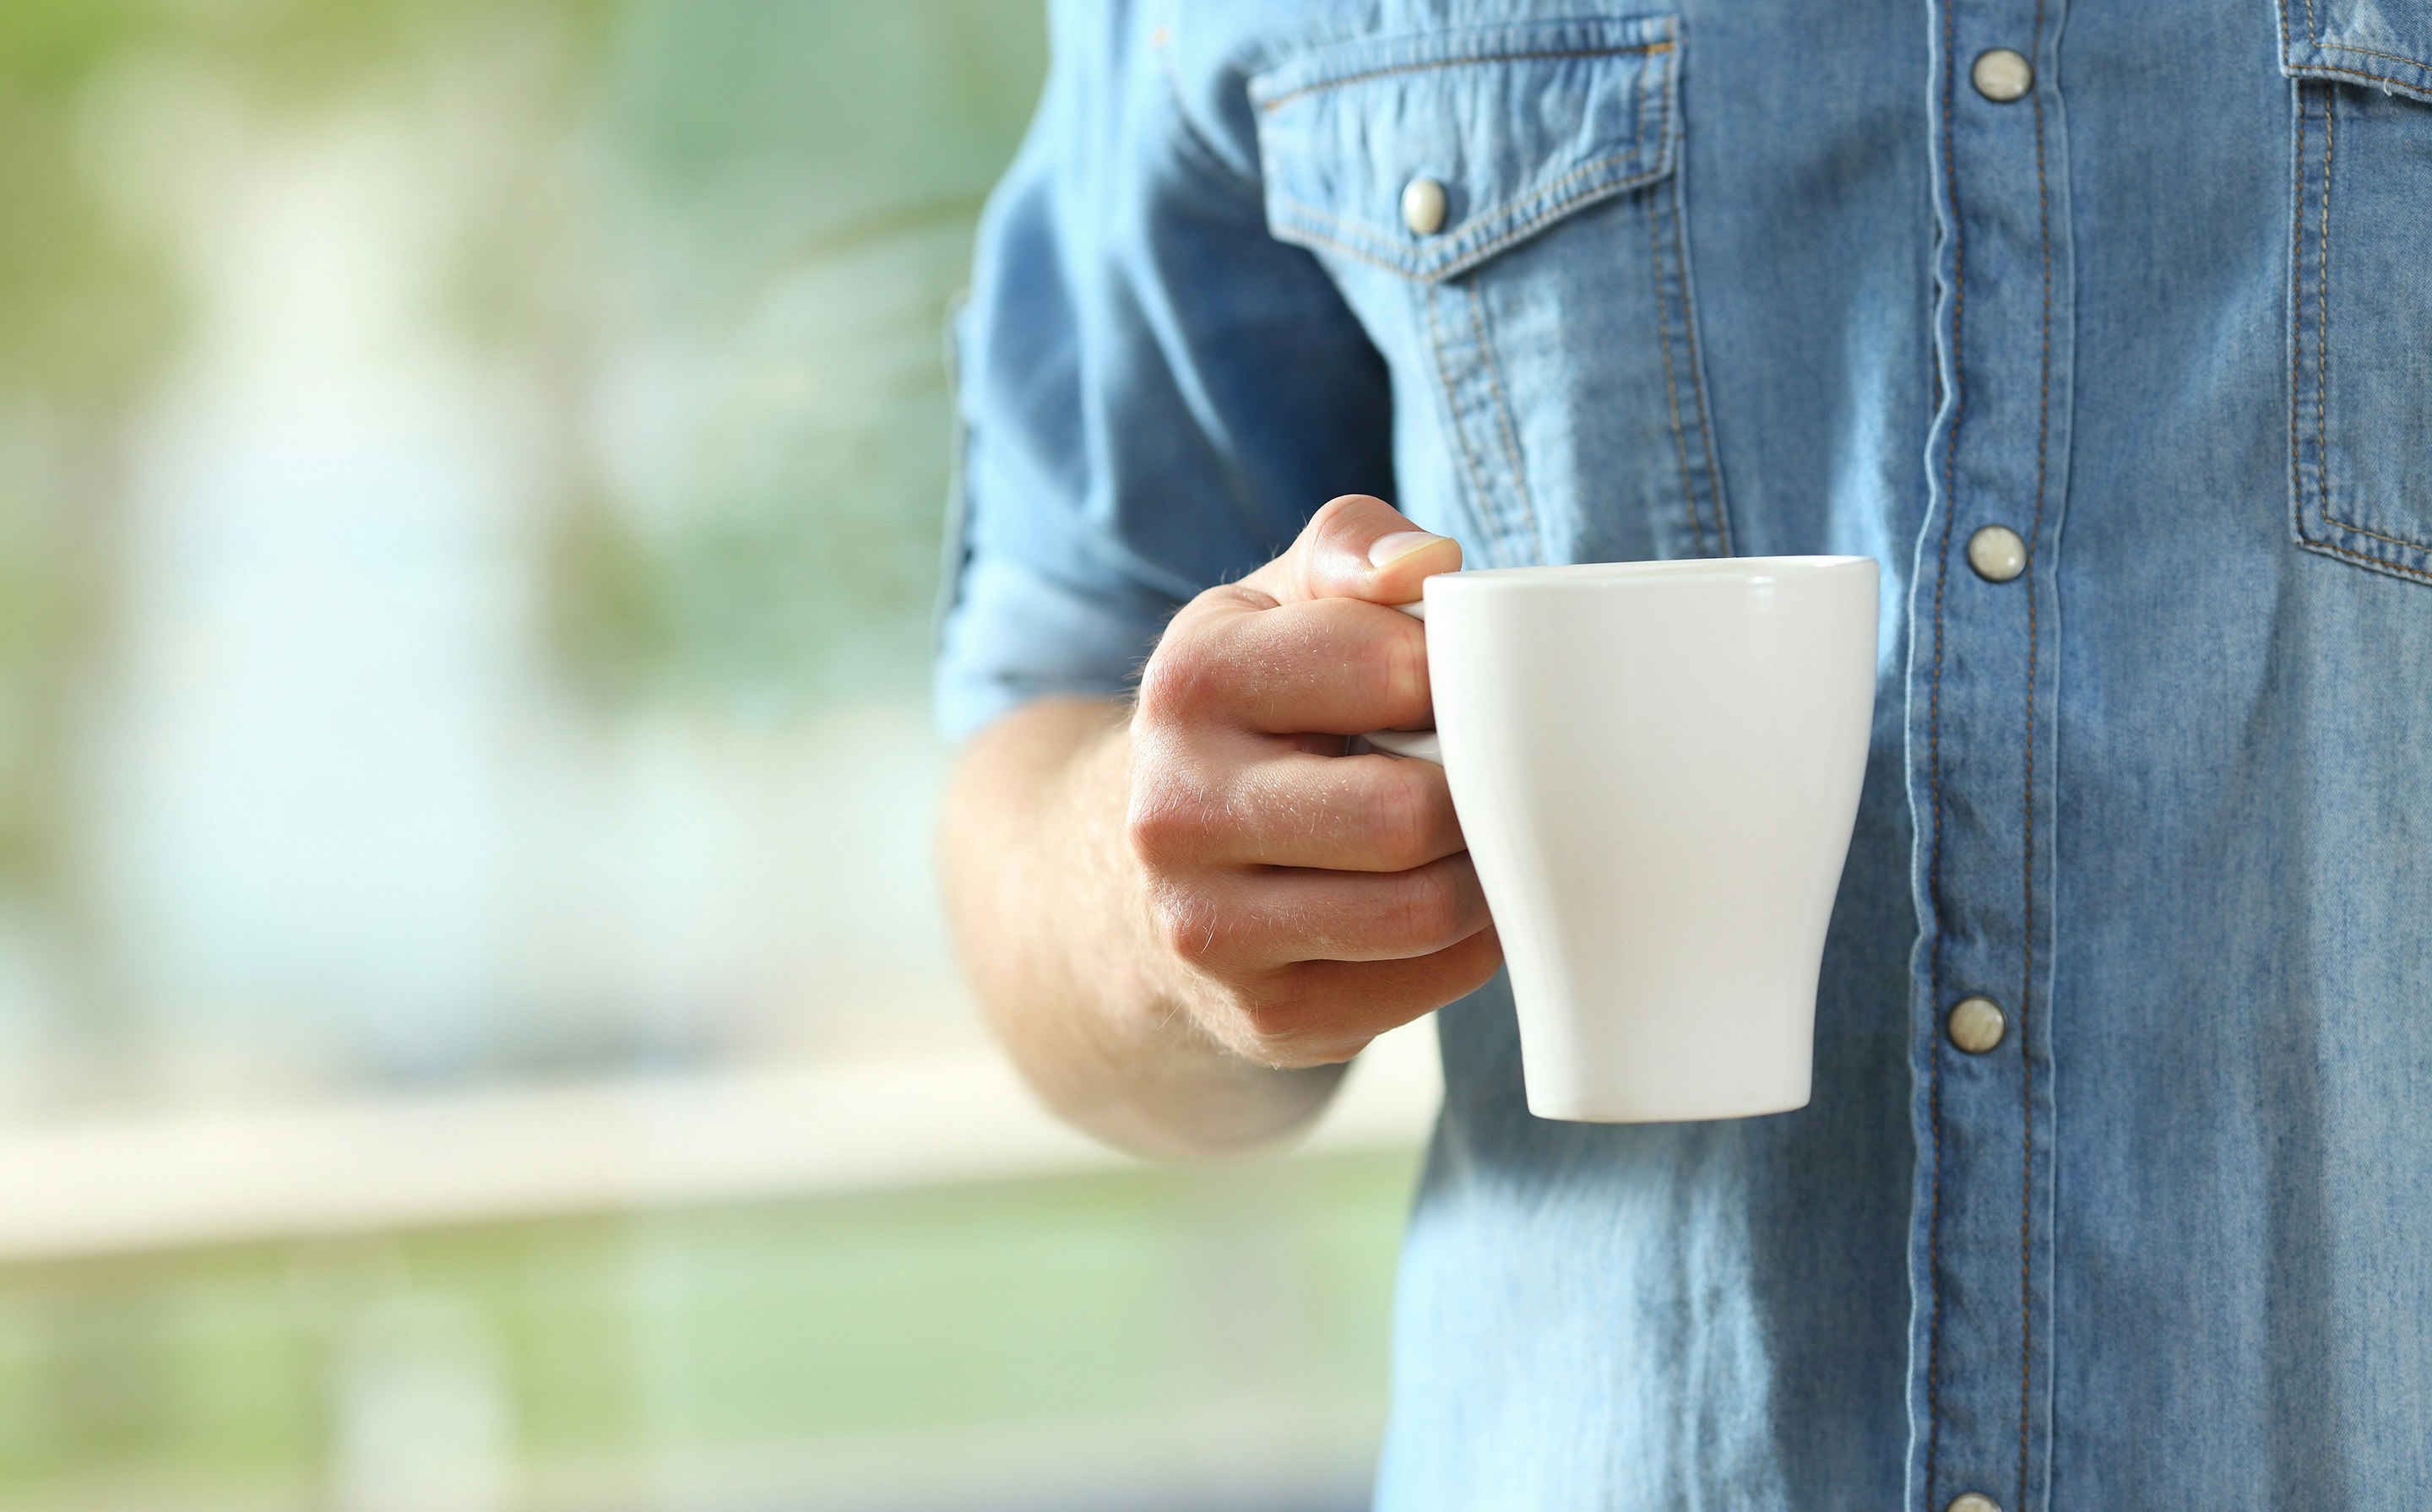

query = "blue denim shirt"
937;0;2432;1504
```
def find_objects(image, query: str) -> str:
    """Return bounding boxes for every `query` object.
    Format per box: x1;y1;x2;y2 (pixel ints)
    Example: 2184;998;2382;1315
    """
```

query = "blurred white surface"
0;1020;1441;1263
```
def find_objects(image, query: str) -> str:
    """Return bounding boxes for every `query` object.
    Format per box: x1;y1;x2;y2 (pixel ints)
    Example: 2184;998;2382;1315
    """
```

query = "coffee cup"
1362;555;1879;1122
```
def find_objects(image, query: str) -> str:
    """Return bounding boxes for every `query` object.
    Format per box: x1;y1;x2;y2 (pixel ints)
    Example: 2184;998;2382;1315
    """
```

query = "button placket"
1909;4;2073;1512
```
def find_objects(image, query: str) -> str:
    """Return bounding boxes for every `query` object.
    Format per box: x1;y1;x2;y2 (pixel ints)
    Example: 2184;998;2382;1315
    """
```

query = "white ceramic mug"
1365;556;1879;1123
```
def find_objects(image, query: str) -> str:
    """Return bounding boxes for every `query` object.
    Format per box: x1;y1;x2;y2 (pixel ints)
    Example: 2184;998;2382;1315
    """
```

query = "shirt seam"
2296;0;2432;75
1926;0;1964;1499
2277;0;2432;105
1266;151;1669;281
1648;139;1712;558
1252;41;1671;111
2294;89;2432;562
2283;59;2432;95
2287;91;2432;580
2020;1;2053;1502
2315;39;2432;70
2315;91;2336;551
1465;279;1541;564
1669;122;1731;556
1424;283;1505;549
1648;24;1720;555
2301;535;2432;581
2294;73;2316;568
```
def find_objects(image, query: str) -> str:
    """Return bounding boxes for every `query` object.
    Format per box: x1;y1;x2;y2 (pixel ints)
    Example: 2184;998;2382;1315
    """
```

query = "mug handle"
1357;600;1441;764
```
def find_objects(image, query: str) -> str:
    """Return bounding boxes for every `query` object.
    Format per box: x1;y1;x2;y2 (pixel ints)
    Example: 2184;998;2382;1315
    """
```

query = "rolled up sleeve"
933;0;1392;742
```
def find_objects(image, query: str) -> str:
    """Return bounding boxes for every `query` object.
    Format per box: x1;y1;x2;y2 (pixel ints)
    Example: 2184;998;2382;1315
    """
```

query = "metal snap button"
1946;996;2008;1055
1967;524;2027;583
1401;176;1447;236
1948;1494;2004;1512
1972;47;2033;103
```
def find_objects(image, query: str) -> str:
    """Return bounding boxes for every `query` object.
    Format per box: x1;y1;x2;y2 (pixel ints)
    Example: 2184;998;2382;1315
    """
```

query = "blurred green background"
0;2;1429;1507
0;1154;1417;1511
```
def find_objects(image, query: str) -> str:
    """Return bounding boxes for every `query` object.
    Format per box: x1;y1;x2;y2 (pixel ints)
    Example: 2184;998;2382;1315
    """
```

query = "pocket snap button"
1401;176;1448;236
1972;48;2033;103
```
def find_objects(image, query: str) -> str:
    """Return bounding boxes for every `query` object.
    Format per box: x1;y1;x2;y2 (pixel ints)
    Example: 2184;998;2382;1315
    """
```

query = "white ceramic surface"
1367;556;1879;1123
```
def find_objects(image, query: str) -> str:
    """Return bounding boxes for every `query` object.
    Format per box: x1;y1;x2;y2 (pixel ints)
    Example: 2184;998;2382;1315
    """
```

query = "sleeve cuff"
932;551;1172;742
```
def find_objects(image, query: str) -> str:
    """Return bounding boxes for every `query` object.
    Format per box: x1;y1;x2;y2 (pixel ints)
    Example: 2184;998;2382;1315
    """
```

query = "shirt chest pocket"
1249;16;1730;570
2282;0;2432;585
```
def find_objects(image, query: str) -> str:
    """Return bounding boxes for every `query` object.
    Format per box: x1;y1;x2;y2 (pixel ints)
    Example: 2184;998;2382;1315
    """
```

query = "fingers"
1142;593;1430;736
1121;492;1487;1071
1240;494;1463;607
1147;853;1490;974
1196;928;1507;1067
1137;494;1458;736
1132;745;1463;872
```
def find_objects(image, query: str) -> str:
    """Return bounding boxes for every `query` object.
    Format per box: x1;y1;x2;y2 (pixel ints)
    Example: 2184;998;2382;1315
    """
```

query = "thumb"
1245;494;1464;605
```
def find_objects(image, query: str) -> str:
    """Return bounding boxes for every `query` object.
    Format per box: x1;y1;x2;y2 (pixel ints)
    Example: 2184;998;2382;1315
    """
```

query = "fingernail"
1367;529;1446;567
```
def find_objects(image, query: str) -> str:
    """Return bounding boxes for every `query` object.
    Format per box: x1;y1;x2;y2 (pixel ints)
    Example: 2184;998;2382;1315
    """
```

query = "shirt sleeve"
932;0;1394;742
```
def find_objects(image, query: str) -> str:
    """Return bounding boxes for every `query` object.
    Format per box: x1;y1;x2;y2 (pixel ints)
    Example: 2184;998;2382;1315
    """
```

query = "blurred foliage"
0;3;171;409
540;223;991;714
0;0;616;404
541;0;1045;717
0;1152;1415;1509
0;0;1050;899
0;0;612;104
599;1;1040;299
0;0;616;900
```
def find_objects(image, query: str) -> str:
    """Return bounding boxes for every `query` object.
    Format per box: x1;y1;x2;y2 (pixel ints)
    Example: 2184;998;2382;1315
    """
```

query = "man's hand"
1125;495;1502;1066
940;496;1502;1157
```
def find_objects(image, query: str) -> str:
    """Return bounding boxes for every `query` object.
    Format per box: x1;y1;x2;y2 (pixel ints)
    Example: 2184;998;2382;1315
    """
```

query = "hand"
1126;495;1504;1067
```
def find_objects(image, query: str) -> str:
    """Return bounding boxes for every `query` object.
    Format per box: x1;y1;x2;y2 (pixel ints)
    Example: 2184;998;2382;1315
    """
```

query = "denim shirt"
936;0;2432;1505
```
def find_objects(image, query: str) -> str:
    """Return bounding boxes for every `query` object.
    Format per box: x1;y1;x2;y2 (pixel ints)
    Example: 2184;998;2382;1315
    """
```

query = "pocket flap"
2279;0;2432;104
1249;16;1679;284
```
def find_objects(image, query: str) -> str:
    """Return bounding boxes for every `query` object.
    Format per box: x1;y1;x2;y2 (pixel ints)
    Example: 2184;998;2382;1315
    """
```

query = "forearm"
938;696;1344;1158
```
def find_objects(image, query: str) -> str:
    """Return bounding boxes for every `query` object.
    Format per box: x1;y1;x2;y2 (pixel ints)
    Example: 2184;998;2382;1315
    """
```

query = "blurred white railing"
0;1022;1441;1264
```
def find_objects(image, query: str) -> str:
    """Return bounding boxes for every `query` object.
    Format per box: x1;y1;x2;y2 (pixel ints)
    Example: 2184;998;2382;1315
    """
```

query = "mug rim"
1423;555;1873;593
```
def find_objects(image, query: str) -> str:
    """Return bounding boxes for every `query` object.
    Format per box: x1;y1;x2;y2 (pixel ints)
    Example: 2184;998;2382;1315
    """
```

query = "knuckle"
1124;776;1200;870
1364;768;1441;866
1382;622;1429;702
1387;870;1468;950
1125;749;1240;873
1232;980;1317;1047
1306;493;1365;539
1135;637;1224;726
1277;496;1390;596
1344;615;1425;708
1149;886;1230;970
1308;492;1391;545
